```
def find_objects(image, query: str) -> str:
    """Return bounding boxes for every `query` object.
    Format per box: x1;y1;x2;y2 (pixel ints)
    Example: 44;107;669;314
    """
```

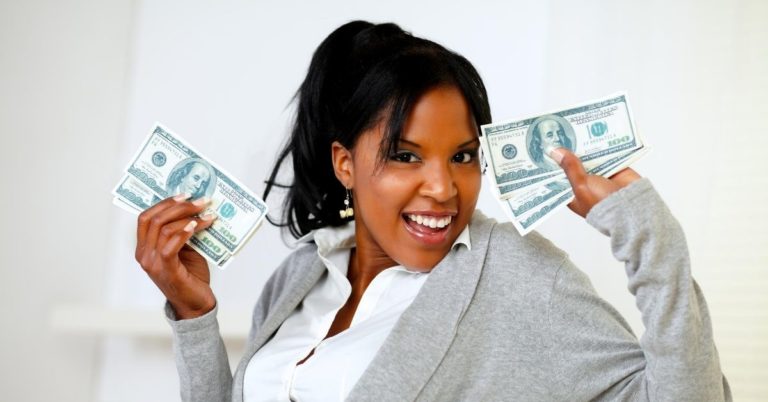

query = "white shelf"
50;304;251;340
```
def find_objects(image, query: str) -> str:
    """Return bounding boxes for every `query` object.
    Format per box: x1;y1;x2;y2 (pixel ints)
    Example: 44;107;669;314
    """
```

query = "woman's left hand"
549;147;642;218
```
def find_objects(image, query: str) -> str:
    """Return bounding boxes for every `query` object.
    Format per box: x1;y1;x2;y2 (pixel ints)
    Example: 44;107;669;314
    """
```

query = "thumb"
548;147;587;188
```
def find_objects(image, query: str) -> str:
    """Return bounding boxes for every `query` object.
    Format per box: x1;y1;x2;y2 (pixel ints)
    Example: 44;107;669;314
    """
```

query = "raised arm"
546;148;731;401
133;194;231;401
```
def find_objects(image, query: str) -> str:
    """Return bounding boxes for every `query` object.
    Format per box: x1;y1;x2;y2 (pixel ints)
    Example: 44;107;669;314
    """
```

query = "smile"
402;212;454;246
407;214;452;228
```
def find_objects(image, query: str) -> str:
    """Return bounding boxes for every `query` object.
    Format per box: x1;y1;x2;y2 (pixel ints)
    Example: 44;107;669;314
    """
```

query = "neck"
348;222;398;296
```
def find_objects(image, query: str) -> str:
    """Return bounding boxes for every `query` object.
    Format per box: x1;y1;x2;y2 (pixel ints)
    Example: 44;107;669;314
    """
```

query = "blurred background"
1;0;766;401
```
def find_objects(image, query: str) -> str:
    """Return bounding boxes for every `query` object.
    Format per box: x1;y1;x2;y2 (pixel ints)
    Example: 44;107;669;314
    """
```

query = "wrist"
169;299;216;320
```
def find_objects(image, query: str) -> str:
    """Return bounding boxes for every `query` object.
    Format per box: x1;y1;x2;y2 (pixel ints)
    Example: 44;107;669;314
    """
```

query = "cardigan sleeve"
164;301;232;402
546;178;732;401
163;277;281;402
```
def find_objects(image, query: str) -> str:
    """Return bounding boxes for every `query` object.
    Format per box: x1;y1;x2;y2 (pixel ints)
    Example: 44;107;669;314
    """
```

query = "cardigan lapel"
233;256;327;401
249;257;326;351
345;211;496;401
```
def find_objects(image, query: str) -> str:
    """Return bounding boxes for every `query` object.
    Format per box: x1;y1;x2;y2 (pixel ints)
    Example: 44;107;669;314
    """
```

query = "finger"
149;213;215;276
147;198;212;251
159;220;199;262
157;212;217;247
549;148;589;196
136;193;191;260
159;214;218;262
145;197;213;254
608;167;642;187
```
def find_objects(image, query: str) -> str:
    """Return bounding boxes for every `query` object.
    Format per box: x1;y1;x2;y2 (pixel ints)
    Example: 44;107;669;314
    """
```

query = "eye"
390;151;420;163
452;150;477;164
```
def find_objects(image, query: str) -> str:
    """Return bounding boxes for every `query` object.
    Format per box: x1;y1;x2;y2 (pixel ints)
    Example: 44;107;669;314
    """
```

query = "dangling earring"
339;188;354;219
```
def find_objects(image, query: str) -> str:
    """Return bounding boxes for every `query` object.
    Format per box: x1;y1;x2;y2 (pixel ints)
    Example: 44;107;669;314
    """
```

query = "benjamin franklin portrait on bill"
166;157;217;200
526;115;577;170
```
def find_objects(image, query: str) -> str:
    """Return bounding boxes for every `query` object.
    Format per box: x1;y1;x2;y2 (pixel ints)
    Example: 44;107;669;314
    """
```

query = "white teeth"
406;214;452;229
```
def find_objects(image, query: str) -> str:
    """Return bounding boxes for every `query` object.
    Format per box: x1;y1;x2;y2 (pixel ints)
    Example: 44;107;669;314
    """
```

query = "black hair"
263;20;492;239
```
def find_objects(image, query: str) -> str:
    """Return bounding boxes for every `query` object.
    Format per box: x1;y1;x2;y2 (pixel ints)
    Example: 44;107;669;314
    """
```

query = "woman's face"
344;85;481;272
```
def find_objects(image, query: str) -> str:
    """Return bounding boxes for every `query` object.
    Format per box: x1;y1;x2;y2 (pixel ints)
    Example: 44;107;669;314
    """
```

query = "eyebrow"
398;137;480;149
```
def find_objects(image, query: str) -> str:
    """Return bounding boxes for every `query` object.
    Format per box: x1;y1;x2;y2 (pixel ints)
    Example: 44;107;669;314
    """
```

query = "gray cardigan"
165;179;732;401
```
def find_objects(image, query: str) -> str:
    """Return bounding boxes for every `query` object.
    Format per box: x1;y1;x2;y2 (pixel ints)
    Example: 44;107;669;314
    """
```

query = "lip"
401;211;455;246
402;210;457;217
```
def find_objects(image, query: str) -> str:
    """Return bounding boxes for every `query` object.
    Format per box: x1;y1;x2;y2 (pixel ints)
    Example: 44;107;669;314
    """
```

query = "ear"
331;141;354;188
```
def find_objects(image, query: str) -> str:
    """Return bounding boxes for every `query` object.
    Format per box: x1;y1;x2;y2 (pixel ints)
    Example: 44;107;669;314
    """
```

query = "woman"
134;21;731;401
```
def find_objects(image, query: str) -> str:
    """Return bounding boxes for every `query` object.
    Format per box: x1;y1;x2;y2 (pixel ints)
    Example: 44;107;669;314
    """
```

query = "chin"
397;218;463;271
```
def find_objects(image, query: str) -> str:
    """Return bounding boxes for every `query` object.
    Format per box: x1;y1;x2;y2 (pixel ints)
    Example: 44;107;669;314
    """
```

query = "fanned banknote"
112;123;268;269
480;93;649;235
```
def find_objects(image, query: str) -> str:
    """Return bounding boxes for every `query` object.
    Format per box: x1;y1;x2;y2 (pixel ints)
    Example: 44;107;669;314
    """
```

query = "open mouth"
402;213;453;245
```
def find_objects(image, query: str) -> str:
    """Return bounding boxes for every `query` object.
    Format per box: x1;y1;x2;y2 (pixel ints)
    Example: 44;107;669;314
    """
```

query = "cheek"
457;170;481;207
356;172;415;215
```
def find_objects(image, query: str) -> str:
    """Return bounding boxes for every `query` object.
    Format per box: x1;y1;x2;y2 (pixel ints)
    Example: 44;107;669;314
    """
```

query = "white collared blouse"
243;222;471;402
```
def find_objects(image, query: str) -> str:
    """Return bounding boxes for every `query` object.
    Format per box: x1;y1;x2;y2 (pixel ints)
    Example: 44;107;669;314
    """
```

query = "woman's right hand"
135;194;219;320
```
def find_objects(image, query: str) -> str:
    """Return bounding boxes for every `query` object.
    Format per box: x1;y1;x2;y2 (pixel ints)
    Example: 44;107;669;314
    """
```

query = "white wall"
1;0;766;401
0;0;134;401
540;2;768;398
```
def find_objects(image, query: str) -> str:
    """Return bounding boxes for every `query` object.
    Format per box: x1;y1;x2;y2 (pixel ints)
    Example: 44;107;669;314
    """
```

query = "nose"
419;161;457;202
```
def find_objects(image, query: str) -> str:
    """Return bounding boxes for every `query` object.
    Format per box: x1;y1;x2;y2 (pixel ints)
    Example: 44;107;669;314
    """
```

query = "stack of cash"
479;93;649;236
112;124;268;269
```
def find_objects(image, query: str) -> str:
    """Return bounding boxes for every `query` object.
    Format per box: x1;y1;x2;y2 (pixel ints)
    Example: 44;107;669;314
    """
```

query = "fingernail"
548;147;566;164
184;220;198;232
192;197;211;207
174;193;192;202
201;212;218;221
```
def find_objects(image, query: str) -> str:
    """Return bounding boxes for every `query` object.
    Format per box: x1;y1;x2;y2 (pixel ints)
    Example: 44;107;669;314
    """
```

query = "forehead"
400;86;476;143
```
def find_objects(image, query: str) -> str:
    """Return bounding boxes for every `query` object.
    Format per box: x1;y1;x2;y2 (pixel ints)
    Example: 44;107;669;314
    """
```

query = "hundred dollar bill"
112;123;268;268
188;232;234;268
482;93;651;235
112;191;141;214
112;175;235;267
601;146;651;179
497;144;647;200
480;93;642;193
502;145;650;236
112;179;232;269
498;145;649;232
113;174;160;210
510;187;575;235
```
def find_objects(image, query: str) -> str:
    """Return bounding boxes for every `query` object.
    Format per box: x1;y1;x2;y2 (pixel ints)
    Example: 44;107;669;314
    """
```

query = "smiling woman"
331;85;481;271
135;20;731;402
